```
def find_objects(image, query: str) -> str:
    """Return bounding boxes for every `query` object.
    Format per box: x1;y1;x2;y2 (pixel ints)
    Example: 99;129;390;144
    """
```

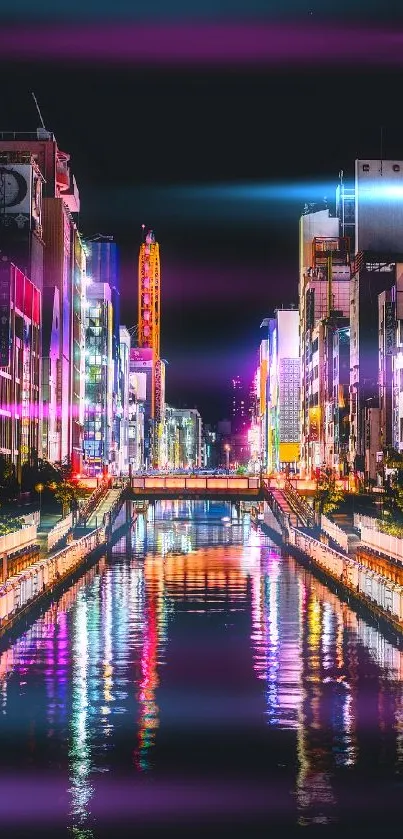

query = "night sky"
1;2;403;422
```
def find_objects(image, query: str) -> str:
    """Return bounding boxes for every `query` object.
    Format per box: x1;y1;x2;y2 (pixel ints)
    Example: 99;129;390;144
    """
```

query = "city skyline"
1;3;402;421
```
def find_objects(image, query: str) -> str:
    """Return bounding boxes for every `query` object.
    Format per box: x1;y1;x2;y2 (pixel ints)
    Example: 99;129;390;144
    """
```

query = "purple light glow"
0;774;294;823
0;22;402;65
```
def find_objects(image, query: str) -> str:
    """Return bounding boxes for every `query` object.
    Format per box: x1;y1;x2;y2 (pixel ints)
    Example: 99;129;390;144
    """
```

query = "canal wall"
0;525;106;639
0;488;135;641
264;491;403;640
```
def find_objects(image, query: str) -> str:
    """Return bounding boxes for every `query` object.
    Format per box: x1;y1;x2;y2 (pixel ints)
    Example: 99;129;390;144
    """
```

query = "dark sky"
1;3;403;422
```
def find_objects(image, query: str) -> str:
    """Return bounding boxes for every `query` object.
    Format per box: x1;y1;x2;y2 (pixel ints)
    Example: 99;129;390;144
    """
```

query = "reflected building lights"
68;592;94;833
134;556;166;771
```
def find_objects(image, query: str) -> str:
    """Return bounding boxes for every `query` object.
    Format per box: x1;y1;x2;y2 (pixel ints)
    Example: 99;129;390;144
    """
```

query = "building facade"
118;325;131;475
0;262;41;483
165;407;202;470
299;208;350;476
266;309;300;473
83;282;114;475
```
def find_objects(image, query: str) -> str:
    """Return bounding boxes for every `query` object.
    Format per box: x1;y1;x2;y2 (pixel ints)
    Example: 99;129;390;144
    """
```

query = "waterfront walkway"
85;487;125;531
263;484;403;637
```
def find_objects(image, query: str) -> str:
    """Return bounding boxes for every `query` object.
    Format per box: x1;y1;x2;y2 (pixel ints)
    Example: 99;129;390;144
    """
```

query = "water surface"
1;500;403;836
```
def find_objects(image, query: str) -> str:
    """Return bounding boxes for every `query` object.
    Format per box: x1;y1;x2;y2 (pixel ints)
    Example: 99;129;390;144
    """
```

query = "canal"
1;500;403;837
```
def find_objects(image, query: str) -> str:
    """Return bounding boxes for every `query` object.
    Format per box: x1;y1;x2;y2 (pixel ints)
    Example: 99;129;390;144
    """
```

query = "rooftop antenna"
141;223;146;242
31;91;46;130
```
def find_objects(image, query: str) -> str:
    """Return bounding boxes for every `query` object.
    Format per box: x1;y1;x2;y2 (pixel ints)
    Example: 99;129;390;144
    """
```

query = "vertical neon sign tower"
138;229;161;466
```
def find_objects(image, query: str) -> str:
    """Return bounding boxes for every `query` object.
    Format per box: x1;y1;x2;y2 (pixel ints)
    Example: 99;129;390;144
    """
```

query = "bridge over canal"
128;475;261;500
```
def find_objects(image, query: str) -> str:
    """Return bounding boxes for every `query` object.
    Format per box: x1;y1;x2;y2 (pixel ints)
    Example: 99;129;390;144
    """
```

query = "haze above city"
1;1;402;422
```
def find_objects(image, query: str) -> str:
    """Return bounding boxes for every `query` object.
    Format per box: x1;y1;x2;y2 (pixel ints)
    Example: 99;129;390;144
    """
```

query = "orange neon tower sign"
138;229;160;420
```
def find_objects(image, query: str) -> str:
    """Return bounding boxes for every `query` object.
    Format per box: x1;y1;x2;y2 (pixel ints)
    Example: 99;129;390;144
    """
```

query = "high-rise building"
349;160;403;482
231;376;248;433
128;350;146;472
299;207;350;476
266;309;300;473
83;281;114;475
0;261;41;483
0;129;84;471
118;326;131;475
165;407;202;470
86;237;121;472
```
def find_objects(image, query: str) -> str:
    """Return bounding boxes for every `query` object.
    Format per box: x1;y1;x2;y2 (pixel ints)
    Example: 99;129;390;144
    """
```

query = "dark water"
1;500;403;837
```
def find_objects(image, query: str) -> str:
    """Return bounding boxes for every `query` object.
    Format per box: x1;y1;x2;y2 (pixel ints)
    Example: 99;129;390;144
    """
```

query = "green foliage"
315;474;345;516
236;466;247;475
0;455;19;500
0;514;24;536
21;457;61;492
50;481;79;517
384;448;403;468
378;518;403;538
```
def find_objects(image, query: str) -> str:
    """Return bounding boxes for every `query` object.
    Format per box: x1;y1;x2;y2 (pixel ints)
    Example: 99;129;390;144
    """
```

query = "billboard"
130;347;153;368
309;406;321;442
130;371;147;402
0;163;42;231
385;301;396;355
0;266;11;367
355;159;403;253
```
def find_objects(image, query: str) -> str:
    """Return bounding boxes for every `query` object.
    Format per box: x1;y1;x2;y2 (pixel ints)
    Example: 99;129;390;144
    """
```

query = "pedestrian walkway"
85;488;123;530
330;511;361;555
269;487;300;528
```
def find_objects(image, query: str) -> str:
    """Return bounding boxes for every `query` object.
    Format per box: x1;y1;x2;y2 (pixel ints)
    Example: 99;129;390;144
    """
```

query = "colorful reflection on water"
0;500;403;836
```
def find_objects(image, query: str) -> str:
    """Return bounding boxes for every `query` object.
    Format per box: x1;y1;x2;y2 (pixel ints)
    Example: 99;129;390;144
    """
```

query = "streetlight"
35;483;44;523
224;443;230;474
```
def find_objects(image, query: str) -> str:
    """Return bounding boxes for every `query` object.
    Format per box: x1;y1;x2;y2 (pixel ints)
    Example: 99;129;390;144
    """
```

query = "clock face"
0;167;28;208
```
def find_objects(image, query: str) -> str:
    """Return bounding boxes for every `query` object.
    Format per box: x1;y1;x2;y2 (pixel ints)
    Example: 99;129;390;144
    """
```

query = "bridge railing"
284;478;317;528
130;476;260;492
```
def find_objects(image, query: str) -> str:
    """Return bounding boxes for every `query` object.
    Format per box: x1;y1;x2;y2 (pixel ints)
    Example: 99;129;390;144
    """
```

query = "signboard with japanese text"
0;266;11;367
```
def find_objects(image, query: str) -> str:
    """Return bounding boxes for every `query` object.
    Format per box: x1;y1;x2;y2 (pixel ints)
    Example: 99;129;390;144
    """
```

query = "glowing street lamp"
224;443;231;474
35;482;44;521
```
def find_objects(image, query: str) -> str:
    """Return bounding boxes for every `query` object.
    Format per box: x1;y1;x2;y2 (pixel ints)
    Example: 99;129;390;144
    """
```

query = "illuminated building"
257;332;269;472
0;128;84;471
128;361;145;472
265;308;300;473
82;281;114;475
0;147;44;292
0;261;41;482
85;237;121;474
118;326;131;474
165;406;202;470
201;424;217;469
259;310;300;474
137;229;164;467
130;347;153;469
329;325;350;476
231;375;248;433
228;375;252;466
299;205;350;476
349;160;403;483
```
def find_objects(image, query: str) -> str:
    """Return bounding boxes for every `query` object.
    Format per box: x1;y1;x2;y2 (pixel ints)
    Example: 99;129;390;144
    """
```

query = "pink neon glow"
0;22;401;66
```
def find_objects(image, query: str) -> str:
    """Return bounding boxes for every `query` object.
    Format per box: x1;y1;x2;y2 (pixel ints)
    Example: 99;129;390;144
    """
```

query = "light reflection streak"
134;557;166;771
68;592;94;834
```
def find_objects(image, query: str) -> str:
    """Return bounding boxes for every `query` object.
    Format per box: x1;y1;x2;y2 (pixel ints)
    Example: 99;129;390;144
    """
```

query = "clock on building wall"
0;167;28;208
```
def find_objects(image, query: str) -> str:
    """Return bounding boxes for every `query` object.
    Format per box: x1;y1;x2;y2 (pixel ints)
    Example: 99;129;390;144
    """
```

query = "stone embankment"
262;483;403;641
0;482;131;639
